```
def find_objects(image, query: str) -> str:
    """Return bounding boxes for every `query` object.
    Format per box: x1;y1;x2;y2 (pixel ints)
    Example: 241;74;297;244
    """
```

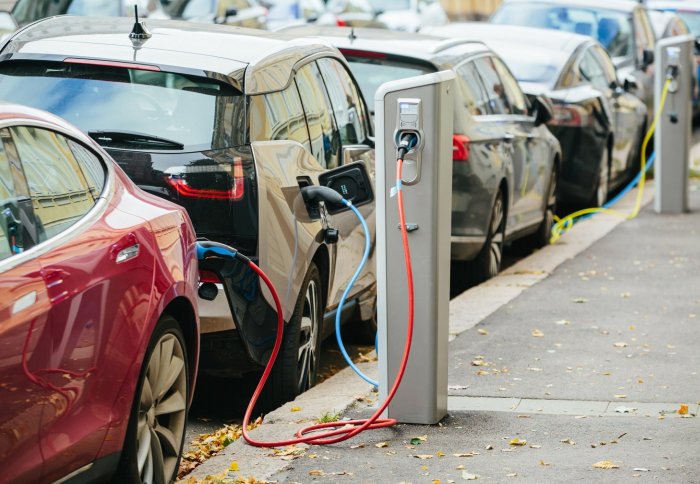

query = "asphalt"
183;180;700;483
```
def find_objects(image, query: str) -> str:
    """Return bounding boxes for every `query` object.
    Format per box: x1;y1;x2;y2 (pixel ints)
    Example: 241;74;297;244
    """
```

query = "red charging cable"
242;157;414;447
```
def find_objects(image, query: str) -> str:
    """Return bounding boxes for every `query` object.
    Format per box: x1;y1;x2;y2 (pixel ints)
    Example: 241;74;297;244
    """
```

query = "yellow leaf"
453;452;478;457
471;359;487;366
229;461;239;471
433;480;441;484
350;443;364;449
437;451;445;457
415;454;434;459
509;438;527;446
309;469;325;476
593;460;619;469
476;370;490;376
421;465;428;471
614;394;627;399
290;407;301;412
679;404;689;415
375;442;389;448
477;329;489;336
531;329;544;338
539;460;551;467
456;465;465;470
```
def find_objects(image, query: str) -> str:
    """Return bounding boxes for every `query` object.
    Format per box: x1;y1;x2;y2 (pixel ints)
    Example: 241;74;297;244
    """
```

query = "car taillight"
550;104;590;127
164;157;245;201
452;134;470;162
336;18;347;26
199;270;222;284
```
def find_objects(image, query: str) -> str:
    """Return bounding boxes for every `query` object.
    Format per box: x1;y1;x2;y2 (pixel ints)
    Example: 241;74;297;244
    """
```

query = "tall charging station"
375;71;455;424
654;35;694;214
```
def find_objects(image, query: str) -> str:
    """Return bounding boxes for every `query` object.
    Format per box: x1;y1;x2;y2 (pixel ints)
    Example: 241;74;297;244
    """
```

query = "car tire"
471;190;505;283
113;315;189;484
592;145;610;208
261;262;323;411
517;164;557;252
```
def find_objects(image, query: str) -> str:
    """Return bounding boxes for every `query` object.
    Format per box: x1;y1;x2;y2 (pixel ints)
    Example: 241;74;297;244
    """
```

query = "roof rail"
431;38;485;54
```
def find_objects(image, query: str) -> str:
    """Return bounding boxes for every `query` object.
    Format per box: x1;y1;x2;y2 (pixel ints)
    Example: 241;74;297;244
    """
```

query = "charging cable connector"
397;132;419;160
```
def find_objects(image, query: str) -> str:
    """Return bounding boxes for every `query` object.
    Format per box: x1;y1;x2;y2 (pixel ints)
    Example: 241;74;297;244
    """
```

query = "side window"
296;63;341;169
578;49;609;91
317;57;369;147
249;83;311;151
473;56;511;115
455;61;491;116
9;126;99;241
592;45;618;86
492;57;528;116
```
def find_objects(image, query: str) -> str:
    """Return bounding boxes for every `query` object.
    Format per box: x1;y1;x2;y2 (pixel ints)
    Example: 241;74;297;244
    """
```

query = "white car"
370;0;447;31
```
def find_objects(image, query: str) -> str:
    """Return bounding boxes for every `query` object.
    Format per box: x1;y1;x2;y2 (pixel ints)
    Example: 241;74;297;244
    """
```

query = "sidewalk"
184;181;700;483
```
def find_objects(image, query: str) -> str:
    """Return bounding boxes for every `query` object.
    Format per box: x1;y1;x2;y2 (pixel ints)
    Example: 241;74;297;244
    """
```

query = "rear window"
0;61;245;151
344;55;435;112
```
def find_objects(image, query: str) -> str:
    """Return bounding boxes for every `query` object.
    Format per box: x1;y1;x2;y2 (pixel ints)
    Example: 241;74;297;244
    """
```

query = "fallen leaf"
560;438;576;445
555;319;571;325
453;452;479;457
290;407;301;412
509;438;527;446
633;468;650;472
456;465;465;470
471;359;488;367
350;443;365;449
477;329;489;336
228;461;239;471
309;469;325;476
539;460;551;467
614;394;627;399
421;465;429;471
531;329;544;338
476;370;490;376
410;435;427;445
529;444;541;449
461;471;479;480
415;454;434;460
679;404;689;415
572;297;588;303
613;342;628;348
437;451;445;457
506;473;517;477
485;445;494;450
593;460;619;469
375;442;389;448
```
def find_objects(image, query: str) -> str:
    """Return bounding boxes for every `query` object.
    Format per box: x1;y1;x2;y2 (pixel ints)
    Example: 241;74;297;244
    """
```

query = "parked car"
264;0;326;30
427;23;648;208
0;103;199;483
368;0;447;32
649;9;690;38
491;0;657;116
0;16;377;408
319;0;387;28
158;0;268;28
284;26;561;282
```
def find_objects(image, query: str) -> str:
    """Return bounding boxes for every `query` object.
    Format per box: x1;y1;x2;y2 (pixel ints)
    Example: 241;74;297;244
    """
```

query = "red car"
0;103;200;483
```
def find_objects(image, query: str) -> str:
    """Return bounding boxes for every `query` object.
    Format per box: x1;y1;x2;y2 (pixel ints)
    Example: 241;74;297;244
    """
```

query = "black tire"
519;164;558;251
471;190;505;283
591;144;610;208
113;315;189;484
260;262;323;411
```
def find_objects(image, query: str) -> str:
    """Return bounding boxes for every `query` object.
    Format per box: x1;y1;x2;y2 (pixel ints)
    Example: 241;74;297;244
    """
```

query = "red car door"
0;130;52;483
4;126;157;481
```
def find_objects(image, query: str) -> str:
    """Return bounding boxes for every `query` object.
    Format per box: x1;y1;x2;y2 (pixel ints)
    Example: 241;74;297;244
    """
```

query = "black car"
492;0;657;116
0;16;378;409
428;23;648;207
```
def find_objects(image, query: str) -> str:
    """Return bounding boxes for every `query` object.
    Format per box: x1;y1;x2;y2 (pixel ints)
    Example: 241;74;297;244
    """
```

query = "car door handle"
111;233;140;263
12;290;36;315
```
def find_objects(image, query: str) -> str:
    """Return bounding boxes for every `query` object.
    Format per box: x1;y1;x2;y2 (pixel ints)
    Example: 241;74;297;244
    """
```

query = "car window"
317;58;368;146
296;63;341;169
592;44;618;86
578;49;609;91
454;61;491;116
9;126;100;241
249;83;311;151
344;56;435;113
634;8;656;55
492;57;528;116
473;56;510;115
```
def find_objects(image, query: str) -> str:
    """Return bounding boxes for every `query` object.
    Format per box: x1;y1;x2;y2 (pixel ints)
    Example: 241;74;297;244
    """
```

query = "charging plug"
301;185;345;206
397;132;419;160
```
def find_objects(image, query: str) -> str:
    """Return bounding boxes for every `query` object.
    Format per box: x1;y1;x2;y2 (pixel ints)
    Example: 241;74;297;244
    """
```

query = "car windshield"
345;56;434;112
368;0;410;12
493;4;634;58
676;11;700;36
12;0;121;27
490;42;565;87
0;61;245;150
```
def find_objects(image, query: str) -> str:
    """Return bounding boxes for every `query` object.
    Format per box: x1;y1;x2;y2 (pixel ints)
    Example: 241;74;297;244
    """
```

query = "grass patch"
317;410;342;423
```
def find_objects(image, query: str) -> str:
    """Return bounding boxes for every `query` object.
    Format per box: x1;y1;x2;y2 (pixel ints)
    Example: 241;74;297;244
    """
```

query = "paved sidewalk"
184;182;700;483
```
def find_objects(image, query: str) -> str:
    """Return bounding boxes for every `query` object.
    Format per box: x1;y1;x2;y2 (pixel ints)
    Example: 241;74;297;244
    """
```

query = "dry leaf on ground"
509;438;527;446
593;460;620;469
531;329;544;338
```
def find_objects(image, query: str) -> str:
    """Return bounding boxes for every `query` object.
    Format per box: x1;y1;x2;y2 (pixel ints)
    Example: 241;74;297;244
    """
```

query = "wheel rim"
488;195;504;277
596;154;609;207
297;279;319;393
137;333;187;484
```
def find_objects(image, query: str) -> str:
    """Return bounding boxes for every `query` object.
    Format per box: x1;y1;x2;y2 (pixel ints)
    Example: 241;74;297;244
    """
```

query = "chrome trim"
451;235;484;243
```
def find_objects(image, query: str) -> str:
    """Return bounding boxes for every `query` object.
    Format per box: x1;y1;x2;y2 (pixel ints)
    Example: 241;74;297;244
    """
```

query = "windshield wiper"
88;130;184;150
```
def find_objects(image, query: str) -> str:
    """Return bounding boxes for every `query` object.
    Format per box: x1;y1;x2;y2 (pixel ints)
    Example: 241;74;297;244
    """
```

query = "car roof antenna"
349;28;356;42
130;5;152;40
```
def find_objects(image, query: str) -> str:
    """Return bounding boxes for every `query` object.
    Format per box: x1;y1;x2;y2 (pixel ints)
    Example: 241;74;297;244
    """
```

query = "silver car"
284;26;561;284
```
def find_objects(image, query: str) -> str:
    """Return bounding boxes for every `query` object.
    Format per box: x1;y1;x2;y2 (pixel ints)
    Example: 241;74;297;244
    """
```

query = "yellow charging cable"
549;78;673;244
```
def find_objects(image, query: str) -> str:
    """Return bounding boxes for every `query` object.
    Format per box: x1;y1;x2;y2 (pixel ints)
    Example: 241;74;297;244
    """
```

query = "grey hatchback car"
0;17;377;408
284;26;561;283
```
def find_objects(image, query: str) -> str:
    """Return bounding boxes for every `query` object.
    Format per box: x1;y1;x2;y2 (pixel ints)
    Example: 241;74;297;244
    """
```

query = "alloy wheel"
297;279;319;393
137;333;187;484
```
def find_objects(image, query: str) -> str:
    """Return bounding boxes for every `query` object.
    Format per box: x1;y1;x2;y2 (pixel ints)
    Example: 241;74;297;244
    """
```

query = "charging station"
375;71;455;425
655;35;694;214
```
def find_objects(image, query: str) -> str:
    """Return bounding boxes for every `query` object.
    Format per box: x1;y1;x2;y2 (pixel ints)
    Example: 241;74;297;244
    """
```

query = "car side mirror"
0;11;17;31
225;7;238;17
641;48;655;70
317;161;374;214
532;95;553;126
623;75;639;92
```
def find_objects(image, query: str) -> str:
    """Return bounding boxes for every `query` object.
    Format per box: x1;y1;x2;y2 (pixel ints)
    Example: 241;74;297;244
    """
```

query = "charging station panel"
375;71;454;424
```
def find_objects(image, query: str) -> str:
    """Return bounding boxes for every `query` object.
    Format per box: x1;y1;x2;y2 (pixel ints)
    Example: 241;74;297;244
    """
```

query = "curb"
182;182;655;482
